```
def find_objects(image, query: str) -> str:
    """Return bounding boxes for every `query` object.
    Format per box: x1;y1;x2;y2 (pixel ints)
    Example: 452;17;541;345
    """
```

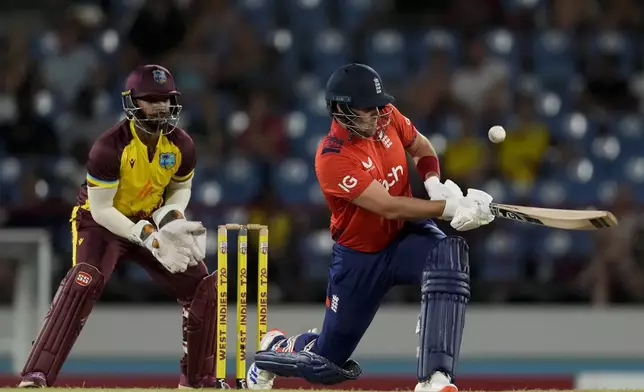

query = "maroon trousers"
21;216;218;387
72;224;208;306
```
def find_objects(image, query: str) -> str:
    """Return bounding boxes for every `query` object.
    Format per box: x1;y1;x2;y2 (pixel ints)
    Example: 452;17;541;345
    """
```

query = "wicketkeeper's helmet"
122;64;182;135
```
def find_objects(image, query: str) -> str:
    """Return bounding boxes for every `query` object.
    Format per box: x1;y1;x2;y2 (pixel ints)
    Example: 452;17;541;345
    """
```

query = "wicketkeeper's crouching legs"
132;251;220;390
19;263;105;388
177;272;222;389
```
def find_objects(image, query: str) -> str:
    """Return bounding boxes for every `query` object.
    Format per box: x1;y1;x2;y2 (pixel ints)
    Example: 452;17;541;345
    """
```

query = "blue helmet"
325;63;394;138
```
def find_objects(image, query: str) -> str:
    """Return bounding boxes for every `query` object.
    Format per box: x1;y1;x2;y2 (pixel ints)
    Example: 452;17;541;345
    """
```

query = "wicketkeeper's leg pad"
417;236;470;382
254;350;362;385
21;263;104;386
185;273;218;387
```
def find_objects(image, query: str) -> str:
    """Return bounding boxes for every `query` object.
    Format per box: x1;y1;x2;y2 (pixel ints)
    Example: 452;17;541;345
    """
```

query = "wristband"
417;155;440;180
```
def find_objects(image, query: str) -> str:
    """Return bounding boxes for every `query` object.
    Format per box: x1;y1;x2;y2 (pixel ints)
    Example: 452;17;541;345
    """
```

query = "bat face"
489;203;618;230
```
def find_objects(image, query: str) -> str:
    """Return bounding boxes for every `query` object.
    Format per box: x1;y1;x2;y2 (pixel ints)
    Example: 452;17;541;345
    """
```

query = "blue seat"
533;30;575;81
535;91;571;129
270;29;301;77
29;31;57;60
612;115;644;156
285;0;328;37
271;158;317;204
611;155;644;185
588;31;634;76
530;179;568;207
634;183;644;203
364;30;407;80
562;179;603;205
558;112;596;143
481;178;519;204
194;159;261;206
311;29;349;79
501;0;544;12
289;131;327;160
236;0;277;35
594;180;619;205
217;158;262;205
292;74;324;101
486;29;521;80
531;228;568;260
300;230;334;281
410;29;459;71
337;0;372;32
194;178;224;207
479;227;525;281
296;90;330;117
0;158;24;204
588;135;622;167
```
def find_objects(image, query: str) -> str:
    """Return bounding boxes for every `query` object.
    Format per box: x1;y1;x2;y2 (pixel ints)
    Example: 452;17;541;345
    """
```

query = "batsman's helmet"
325;63;394;138
122;64;182;135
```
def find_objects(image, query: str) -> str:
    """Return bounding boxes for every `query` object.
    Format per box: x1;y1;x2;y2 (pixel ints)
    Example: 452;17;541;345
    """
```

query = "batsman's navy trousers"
310;220;446;365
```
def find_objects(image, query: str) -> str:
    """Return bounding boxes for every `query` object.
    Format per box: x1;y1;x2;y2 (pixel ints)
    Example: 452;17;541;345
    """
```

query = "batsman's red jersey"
315;104;419;252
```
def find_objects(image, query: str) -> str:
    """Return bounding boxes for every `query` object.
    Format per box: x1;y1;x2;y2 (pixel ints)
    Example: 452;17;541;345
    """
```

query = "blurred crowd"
1;0;644;306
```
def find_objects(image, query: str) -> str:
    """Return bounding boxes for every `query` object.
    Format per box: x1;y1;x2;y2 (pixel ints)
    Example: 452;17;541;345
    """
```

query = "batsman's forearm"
384;197;447;220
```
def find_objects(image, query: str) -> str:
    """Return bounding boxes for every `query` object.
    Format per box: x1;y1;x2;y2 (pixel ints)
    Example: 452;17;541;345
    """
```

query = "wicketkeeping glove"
152;204;207;266
129;220;192;274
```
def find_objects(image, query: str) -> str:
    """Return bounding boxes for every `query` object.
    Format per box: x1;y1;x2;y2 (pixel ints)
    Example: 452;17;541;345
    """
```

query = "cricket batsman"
18;65;222;389
246;63;495;392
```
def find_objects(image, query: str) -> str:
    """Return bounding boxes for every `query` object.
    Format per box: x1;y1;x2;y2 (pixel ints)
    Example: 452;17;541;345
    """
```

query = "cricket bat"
489;203;618;230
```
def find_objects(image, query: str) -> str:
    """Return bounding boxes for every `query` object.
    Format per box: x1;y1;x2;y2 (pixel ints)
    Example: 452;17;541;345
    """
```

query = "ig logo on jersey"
338;176;358;193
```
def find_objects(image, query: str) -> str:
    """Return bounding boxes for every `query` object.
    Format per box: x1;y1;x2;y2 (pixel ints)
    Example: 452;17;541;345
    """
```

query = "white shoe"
247;328;286;390
414;371;458;392
247;328;320;390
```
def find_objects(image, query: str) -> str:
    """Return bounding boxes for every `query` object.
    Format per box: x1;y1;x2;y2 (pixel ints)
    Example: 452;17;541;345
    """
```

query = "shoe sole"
17;381;44;388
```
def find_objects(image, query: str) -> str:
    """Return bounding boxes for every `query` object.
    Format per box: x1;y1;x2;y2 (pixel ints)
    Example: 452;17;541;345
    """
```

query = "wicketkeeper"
19;65;222;389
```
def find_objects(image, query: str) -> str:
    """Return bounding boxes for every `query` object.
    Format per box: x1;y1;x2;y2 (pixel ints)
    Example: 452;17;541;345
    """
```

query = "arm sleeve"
86;141;121;188
87;187;137;240
391;105;418;149
164;177;192;212
315;152;373;201
174;133;196;182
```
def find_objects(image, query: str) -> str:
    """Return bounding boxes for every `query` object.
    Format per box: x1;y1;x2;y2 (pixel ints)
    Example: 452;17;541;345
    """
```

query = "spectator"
400;48;454;121
237;89;288;165
39;18;98;107
575;187;644;305
56;65;119;154
450;34;510;123
496;94;550;185
442;116;490;189
550;0;598;32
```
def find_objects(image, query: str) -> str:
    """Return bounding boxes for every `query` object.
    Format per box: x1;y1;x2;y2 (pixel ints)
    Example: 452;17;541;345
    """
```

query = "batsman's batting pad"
254;350;362;385
417;236;470;382
21;263;104;386
185;273;218;387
